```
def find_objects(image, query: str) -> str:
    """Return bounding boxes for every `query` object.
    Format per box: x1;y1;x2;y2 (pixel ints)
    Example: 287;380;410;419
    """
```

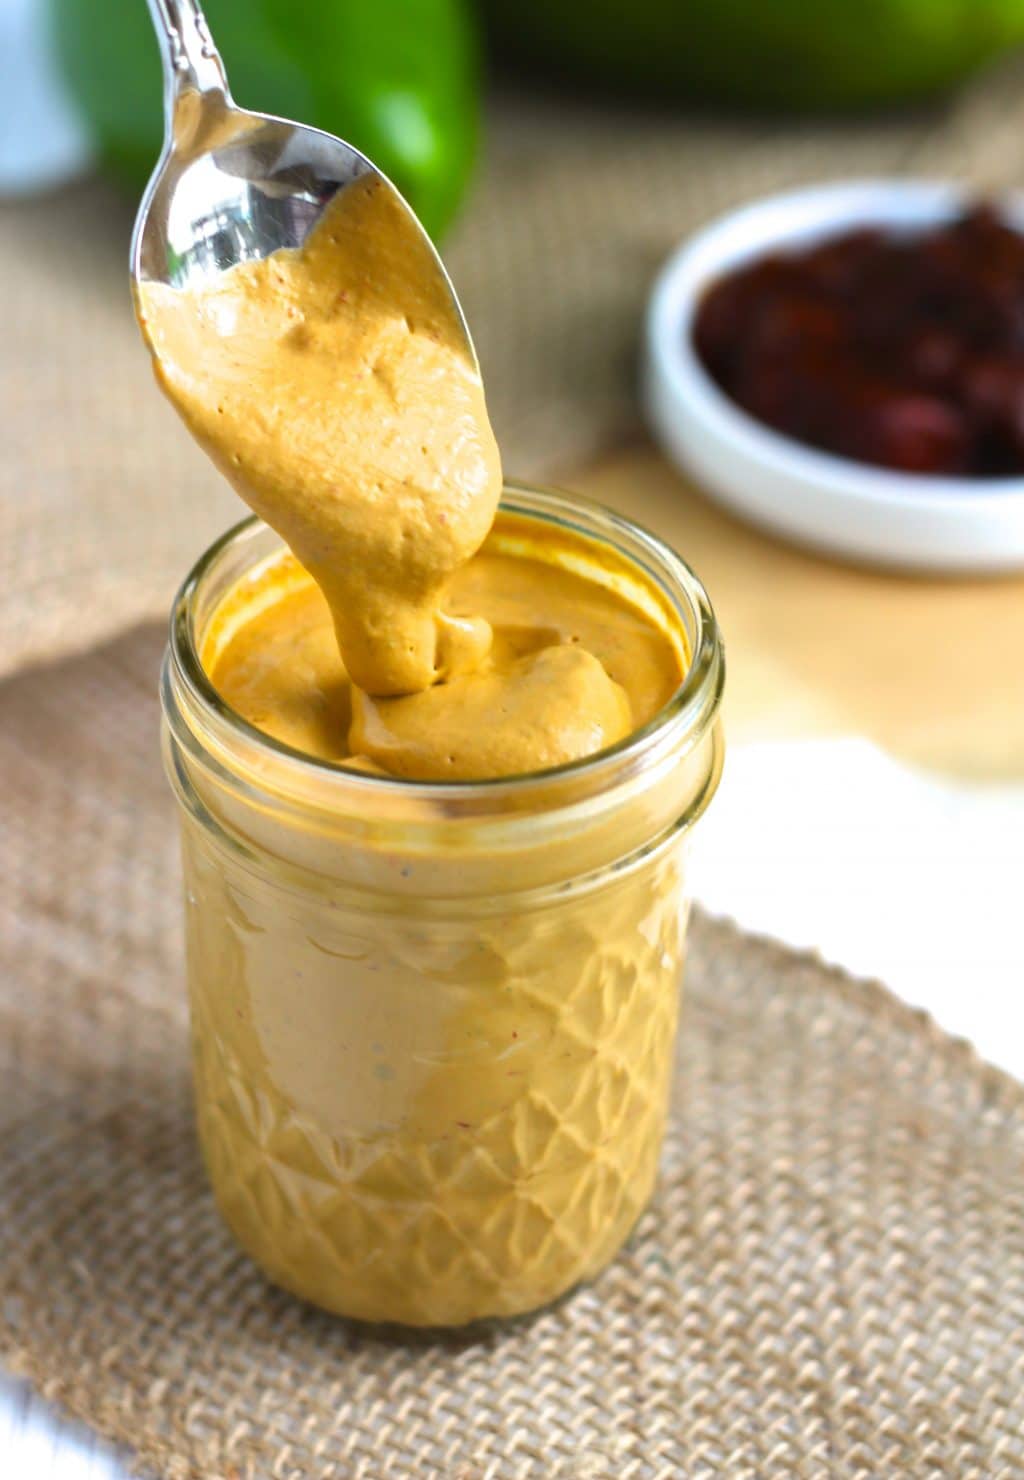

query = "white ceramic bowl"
644;179;1024;572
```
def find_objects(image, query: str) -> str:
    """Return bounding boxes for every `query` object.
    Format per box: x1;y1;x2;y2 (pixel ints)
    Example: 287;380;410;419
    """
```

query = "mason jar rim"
163;481;725;826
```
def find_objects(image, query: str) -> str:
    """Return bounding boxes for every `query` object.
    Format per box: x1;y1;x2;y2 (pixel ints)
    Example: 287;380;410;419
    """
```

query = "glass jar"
161;482;724;1327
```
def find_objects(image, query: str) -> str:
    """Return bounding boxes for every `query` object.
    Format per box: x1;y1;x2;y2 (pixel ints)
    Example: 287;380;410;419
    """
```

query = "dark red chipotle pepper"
692;205;1024;477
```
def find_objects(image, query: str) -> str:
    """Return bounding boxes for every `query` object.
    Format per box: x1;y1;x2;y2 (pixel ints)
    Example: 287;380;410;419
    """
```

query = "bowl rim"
646;175;1024;513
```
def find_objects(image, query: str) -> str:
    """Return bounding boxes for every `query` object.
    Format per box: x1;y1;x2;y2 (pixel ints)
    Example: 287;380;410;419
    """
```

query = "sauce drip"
139;175;680;778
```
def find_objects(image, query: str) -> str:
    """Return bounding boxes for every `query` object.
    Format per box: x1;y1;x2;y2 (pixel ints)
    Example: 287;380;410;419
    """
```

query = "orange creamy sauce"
139;174;682;777
137;164;696;1326
205;521;685;779
138;174;500;699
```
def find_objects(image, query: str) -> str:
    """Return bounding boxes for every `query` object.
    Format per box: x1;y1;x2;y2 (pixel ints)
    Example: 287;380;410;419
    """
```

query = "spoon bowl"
130;0;475;359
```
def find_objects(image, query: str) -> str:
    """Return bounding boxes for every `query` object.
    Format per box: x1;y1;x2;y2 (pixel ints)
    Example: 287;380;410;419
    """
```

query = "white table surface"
4;735;1024;1476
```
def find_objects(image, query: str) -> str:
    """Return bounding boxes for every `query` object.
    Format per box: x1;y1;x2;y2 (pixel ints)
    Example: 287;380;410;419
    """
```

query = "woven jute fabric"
2;625;1024;1479
6;60;1024;683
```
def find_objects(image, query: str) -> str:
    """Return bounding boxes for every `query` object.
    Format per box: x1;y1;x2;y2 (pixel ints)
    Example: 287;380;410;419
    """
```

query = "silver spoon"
130;0;475;360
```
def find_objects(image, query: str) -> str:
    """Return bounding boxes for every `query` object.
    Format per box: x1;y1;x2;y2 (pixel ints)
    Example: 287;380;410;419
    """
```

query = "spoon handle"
145;0;229;118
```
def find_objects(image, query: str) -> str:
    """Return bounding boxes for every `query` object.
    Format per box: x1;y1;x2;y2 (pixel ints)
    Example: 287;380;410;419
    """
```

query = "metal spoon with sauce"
130;0;475;361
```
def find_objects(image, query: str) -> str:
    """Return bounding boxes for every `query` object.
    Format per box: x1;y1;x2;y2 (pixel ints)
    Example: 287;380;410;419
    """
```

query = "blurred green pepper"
49;0;481;240
482;0;1024;109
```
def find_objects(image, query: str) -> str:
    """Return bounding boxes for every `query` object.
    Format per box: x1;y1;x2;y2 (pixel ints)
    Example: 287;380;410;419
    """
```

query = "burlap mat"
6;62;1024;684
2;623;1023;1479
